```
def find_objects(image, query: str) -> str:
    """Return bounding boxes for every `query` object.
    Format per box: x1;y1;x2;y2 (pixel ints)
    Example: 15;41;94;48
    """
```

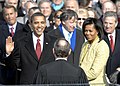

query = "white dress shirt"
108;30;116;46
62;26;73;44
8;22;17;33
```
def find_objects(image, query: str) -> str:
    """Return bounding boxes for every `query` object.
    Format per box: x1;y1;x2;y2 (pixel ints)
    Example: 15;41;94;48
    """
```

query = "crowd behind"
0;0;120;85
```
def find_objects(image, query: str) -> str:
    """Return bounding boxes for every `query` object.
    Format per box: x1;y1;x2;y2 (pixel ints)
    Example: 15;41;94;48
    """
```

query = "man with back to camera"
33;38;89;85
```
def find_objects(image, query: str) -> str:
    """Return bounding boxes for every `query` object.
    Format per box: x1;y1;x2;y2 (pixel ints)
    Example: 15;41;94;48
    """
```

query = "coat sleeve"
78;67;90;85
5;40;21;69
32;67;44;84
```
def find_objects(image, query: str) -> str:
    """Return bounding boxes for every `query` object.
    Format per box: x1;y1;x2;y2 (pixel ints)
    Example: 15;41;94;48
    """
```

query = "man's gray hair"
103;11;118;23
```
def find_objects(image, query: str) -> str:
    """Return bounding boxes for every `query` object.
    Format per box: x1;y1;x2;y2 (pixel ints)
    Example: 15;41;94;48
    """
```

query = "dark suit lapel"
54;28;64;38
2;22;23;38
74;30;80;53
15;22;23;33
113;29;120;54
104;35;110;44
104;33;114;55
24;35;38;61
2;24;10;38
40;33;50;62
68;29;84;66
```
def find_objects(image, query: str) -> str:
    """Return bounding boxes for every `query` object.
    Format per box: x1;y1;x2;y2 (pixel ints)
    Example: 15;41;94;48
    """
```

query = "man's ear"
62;21;65;25
115;22;118;27
52;48;55;54
53;48;57;58
16;12;18;17
68;49;71;55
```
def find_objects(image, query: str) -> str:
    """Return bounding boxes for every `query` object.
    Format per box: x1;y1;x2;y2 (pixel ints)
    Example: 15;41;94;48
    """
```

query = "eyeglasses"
55;15;60;19
78;18;86;20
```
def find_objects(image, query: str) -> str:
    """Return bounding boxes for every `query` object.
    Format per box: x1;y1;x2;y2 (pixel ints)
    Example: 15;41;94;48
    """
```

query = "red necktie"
36;39;41;60
10;27;14;37
110;35;114;52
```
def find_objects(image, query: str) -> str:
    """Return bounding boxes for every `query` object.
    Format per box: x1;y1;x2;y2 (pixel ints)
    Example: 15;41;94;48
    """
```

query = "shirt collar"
8;22;17;29
108;30;116;39
108;30;115;36
62;26;73;36
32;32;44;42
62;26;73;38
55;57;67;61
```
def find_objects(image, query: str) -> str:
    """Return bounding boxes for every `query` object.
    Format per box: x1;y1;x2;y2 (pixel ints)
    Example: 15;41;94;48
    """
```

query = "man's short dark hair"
60;9;78;22
30;12;46;23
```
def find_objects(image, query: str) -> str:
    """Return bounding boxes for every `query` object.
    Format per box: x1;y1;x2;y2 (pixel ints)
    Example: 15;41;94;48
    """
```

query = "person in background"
79;0;91;8
115;0;120;29
92;0;99;6
53;10;63;29
17;1;38;24
0;5;24;85
0;0;19;24
46;9;63;33
79;18;109;86
27;7;41;25
38;0;53;27
103;11;120;84
87;7;98;19
33;38;89;85
0;0;4;12
5;12;56;84
17;0;31;17
51;0;64;11
64;0;79;13
77;8;89;30
92;0;110;19
48;9;85;66
100;0;110;4
4;0;18;9
102;1;117;14
99;0;117;21
115;0;120;24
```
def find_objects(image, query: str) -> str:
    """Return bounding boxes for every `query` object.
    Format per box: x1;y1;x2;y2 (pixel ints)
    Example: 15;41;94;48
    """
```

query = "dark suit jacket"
103;29;120;80
5;32;56;84
47;28;85;66
45;25;54;33
0;22;24;84
0;47;7;84
0;22;24;57
33;60;89;85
